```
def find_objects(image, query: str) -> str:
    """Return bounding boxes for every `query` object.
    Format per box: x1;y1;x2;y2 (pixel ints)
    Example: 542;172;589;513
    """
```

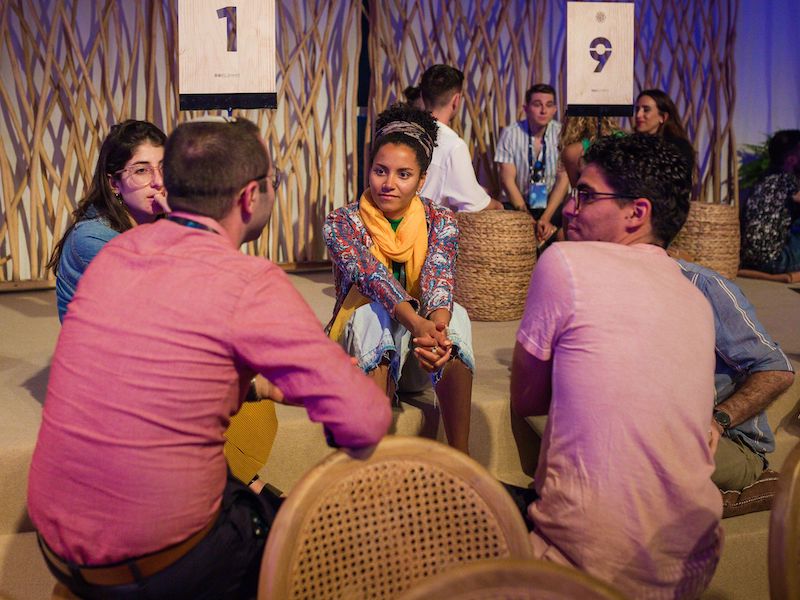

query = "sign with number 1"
178;0;276;110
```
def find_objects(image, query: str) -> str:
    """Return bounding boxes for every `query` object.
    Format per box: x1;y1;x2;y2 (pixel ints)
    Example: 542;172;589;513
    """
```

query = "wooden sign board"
178;0;277;110
566;2;634;117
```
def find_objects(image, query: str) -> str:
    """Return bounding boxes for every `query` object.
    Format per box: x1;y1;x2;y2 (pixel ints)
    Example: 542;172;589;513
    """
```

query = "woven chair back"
396;558;628;600
670;202;740;279
258;436;533;600
455;211;537;321
769;440;800;600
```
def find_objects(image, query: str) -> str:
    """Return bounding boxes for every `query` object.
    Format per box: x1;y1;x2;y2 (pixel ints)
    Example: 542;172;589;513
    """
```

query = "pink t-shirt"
517;242;722;599
28;214;391;565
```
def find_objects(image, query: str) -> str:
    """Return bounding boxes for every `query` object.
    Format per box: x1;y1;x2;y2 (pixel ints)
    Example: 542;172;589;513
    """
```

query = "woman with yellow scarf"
324;105;474;454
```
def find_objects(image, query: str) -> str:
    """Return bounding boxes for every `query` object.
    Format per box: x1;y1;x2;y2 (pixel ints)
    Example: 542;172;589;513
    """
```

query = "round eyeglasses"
115;163;163;187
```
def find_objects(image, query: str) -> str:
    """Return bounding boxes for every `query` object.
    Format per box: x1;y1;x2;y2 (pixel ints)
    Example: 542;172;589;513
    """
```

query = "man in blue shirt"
678;260;795;490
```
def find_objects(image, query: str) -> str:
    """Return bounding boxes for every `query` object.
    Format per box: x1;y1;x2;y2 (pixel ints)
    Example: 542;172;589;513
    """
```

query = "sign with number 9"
566;2;634;115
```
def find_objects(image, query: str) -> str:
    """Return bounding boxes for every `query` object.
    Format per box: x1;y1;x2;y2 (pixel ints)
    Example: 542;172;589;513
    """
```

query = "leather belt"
39;508;220;587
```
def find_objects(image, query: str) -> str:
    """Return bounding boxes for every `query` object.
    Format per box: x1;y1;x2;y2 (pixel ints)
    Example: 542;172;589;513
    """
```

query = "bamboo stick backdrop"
1;0;737;286
367;0;738;205
0;0;360;286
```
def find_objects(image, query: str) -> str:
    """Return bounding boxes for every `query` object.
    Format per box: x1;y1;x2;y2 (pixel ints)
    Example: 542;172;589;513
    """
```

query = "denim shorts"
339;302;475;397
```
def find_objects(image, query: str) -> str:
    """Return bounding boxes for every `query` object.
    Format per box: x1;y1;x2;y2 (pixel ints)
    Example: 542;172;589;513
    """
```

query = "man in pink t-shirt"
510;134;723;599
28;119;392;599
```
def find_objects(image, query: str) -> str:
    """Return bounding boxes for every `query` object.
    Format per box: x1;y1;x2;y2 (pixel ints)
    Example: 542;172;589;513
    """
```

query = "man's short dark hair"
525;84;556;104
583;133;692;247
420;65;464;109
164;118;268;220
768;129;800;172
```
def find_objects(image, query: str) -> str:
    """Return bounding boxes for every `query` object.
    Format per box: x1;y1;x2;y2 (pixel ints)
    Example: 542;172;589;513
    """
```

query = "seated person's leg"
712;436;765;491
430;303;474;454
341;302;400;397
776;222;800;273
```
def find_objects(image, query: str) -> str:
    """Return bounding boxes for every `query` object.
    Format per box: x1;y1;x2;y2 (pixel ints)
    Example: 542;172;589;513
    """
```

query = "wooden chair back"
769;440;800;600
396;558;628;600
258;436;533;599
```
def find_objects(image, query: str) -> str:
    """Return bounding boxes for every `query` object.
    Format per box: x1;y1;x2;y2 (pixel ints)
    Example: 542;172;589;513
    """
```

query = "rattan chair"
396;558;628;600
257;436;533;600
768;440;800;600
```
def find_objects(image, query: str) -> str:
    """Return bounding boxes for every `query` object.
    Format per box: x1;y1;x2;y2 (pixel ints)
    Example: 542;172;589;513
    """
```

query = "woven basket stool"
454;210;536;321
670;202;740;279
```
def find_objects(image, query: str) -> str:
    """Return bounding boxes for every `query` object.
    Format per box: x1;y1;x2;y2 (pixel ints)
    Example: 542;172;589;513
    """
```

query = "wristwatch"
713;409;731;430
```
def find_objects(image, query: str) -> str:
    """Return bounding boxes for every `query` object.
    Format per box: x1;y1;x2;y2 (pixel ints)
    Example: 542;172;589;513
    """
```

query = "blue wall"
734;0;800;146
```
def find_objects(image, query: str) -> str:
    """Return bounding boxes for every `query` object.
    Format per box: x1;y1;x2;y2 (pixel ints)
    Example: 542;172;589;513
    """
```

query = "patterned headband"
374;121;434;160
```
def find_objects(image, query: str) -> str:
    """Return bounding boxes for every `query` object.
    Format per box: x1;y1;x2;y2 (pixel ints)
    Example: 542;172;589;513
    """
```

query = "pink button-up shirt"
28;213;391;565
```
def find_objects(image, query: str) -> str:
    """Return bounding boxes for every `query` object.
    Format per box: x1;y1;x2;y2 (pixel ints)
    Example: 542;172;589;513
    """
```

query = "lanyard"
528;122;546;186
166;215;220;235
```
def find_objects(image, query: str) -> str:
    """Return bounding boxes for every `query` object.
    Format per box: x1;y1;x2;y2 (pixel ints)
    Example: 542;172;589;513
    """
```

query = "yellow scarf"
328;190;428;342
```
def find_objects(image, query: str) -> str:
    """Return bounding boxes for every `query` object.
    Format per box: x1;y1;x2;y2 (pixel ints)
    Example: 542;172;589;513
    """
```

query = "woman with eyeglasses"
324;104;475;454
48;119;168;321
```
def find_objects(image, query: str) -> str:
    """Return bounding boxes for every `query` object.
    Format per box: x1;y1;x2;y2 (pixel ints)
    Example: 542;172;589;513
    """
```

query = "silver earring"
114;193;123;205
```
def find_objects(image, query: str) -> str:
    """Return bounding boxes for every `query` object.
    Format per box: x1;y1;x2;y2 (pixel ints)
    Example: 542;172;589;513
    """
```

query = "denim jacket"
56;207;119;322
678;259;794;457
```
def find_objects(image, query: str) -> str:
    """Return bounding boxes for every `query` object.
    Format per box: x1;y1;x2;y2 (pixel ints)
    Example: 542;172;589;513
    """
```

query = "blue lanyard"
166;215;220;235
528;122;546;186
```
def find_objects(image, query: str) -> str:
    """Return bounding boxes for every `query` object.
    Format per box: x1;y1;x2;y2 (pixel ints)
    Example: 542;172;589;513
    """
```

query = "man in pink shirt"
510;134;723;599
28;118;392;599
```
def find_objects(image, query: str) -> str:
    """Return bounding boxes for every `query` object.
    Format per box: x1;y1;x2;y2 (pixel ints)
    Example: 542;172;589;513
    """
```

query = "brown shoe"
721;469;779;518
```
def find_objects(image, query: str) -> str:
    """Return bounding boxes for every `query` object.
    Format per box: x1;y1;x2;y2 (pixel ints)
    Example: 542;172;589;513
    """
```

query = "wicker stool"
671;202;740;279
455;210;536;321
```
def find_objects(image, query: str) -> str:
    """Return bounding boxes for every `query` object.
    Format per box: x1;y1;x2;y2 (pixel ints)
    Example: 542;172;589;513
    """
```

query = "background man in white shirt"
418;64;503;212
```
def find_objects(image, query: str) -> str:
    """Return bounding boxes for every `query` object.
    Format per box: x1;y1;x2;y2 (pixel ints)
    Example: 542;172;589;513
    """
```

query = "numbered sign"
566;2;634;117
178;0;277;110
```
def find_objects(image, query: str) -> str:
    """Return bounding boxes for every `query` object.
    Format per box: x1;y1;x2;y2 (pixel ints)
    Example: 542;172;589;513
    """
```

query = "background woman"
634;88;696;192
324;104;474;454
633;89;690;140
48;119;168;321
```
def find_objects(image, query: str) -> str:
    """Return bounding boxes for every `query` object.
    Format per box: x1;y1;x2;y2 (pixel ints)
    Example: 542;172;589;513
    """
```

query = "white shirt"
420;121;490;212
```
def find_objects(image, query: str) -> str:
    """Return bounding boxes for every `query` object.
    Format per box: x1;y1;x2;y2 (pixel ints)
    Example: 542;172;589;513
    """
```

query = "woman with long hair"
324;103;474;454
48;119;168;321
633;89;690;141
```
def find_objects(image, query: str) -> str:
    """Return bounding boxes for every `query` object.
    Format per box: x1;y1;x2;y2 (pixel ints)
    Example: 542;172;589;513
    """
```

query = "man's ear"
451;91;461;112
239;181;259;222
627;198;652;228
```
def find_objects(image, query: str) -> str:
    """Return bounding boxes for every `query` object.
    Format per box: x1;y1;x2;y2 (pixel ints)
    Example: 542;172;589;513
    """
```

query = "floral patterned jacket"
323;198;458;333
741;172;799;267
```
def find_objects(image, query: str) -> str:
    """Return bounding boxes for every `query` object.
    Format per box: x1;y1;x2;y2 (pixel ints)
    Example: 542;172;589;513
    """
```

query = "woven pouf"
455;210;536;321
671;202;740;279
